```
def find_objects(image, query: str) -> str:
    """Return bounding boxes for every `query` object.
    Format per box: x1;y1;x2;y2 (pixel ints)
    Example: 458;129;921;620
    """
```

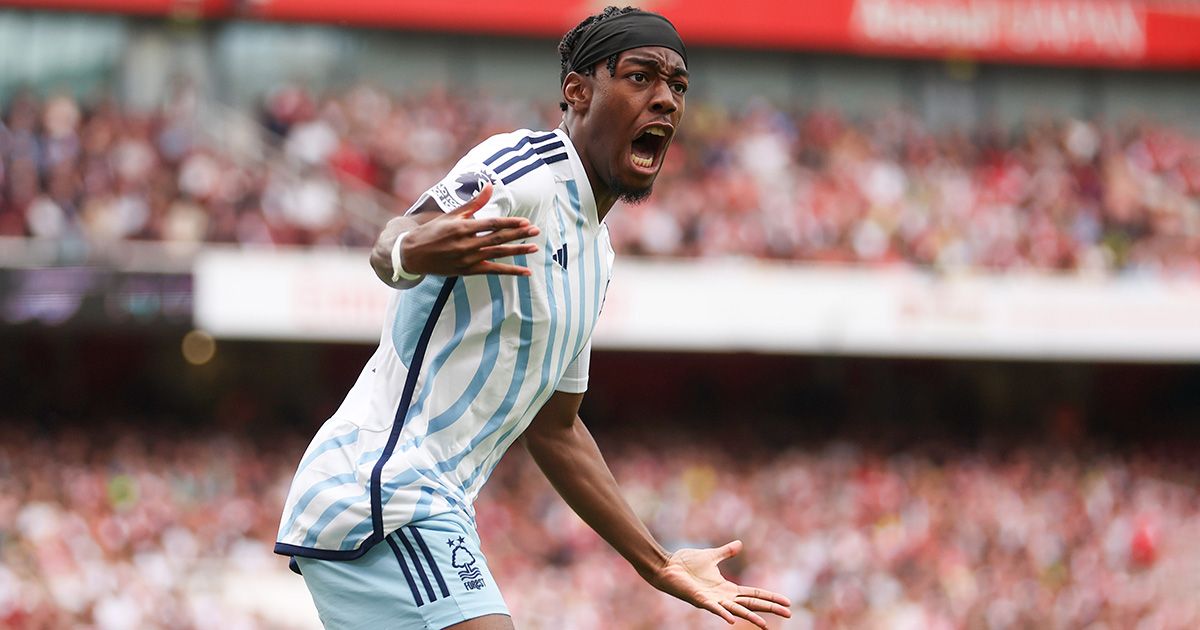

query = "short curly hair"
557;5;640;112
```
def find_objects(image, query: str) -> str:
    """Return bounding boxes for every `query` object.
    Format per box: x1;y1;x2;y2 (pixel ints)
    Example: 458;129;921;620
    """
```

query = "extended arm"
520;391;792;629
369;183;542;288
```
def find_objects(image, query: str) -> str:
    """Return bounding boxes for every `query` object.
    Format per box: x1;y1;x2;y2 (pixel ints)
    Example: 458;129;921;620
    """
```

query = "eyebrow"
622;56;689;79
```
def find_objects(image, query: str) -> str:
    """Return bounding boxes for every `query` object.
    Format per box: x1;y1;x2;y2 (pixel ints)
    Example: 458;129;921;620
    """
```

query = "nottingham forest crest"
448;536;486;591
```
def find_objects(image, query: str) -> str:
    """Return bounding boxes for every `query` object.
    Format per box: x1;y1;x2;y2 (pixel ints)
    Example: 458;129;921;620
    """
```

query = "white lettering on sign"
852;0;1145;60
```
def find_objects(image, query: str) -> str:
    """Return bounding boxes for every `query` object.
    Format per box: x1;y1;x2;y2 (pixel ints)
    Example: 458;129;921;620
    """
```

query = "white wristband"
390;232;423;282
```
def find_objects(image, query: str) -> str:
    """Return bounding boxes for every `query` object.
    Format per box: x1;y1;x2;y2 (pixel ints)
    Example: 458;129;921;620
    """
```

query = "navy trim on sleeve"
492;140;565;176
483;132;558;166
500;151;569;185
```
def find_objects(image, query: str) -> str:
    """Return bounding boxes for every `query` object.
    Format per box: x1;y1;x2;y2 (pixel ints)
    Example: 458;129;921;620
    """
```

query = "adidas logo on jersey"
551;243;568;270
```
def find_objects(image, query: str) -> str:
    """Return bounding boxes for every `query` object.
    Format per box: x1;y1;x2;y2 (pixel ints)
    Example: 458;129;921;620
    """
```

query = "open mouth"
630;126;669;171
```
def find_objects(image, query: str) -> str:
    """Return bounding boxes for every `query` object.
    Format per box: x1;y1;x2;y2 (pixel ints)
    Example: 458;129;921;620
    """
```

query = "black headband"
566;11;687;82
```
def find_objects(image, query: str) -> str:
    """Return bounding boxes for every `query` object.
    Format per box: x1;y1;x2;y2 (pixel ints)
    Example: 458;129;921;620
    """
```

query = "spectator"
1;422;1198;629
1;88;1198;275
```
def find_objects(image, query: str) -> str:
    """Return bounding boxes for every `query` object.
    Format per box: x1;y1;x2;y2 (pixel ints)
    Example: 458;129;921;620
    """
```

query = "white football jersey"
276;128;615;559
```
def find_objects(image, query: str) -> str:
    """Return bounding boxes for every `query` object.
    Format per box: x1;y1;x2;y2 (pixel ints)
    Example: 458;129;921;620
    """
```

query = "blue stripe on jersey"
357;446;384;466
412;486;437;523
370;278;459;540
392;277;444;368
280;473;358;538
453;243;561;489
403;281;473;425
543;152;569;165
567;179;590;360
453;255;537;493
377;262;534;503
333;277;505;547
443;491;464;510
299;467;419;548
441;261;534;487
338;472;469;550
351;283;471;470
294;427;359;474
491;140;564;175
398;276;505;449
552;196;574;383
482;132;558;166
338;465;467;549
300;284;458;549
531;243;561;401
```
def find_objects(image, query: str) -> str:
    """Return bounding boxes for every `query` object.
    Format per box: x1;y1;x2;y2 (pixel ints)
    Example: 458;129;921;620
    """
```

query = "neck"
559;121;617;221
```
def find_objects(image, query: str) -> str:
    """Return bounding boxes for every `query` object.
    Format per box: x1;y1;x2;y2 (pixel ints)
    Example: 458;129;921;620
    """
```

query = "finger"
468;244;540;263
734;597;792;618
722;599;768;630
737;586;792;608
716;540;743;561
452;182;494;218
697;599;738;625
465;261;533;277
466;225;541;248
459;216;532;233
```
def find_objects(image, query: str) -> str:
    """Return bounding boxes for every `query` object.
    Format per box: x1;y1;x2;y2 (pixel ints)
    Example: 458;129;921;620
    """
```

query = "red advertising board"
244;0;1200;69
0;0;232;18
6;0;1200;68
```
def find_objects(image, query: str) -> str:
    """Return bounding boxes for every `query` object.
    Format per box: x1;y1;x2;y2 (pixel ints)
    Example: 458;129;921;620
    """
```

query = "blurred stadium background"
2;0;1200;628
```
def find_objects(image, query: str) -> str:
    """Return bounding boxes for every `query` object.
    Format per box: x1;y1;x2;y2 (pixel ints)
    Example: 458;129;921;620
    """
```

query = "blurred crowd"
1;86;1198;275
2;424;1198;629
0;427;295;629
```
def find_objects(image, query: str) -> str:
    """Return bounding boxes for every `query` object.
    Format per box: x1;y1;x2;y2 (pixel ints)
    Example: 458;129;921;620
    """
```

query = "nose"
648;80;677;116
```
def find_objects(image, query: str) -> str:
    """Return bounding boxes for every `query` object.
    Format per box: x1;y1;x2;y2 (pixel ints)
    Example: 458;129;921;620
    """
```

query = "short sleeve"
555;341;591;394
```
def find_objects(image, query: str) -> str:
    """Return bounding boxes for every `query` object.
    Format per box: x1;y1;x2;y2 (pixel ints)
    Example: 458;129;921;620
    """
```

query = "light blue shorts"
295;512;509;630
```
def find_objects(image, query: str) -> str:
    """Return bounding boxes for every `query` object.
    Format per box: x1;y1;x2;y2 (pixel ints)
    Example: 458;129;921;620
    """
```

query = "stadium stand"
2;423;1198;628
2;87;1197;275
1;342;1197;629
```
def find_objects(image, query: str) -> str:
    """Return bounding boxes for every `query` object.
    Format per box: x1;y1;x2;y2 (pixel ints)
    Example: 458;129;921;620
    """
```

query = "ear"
561;71;592;114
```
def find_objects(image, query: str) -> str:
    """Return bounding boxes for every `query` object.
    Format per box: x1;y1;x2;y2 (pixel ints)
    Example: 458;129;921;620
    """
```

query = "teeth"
631;154;653;168
645;127;667;137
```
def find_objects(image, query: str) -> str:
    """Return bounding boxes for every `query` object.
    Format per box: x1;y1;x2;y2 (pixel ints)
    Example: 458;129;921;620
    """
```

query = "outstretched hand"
398;182;541;278
648;540;792;629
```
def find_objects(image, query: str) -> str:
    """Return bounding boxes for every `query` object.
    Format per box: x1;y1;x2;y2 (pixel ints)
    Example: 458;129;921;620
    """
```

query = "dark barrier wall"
4;330;1198;451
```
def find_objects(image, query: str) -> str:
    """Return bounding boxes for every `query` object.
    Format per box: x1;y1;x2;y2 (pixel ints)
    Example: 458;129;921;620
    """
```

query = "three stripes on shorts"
384;527;451;607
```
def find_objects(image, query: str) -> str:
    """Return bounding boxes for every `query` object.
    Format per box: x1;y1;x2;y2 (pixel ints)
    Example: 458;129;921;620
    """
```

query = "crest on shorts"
448;536;486;591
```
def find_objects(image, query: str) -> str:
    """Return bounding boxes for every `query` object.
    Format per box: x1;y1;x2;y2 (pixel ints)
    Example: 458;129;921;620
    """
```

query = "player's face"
588;47;688;203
